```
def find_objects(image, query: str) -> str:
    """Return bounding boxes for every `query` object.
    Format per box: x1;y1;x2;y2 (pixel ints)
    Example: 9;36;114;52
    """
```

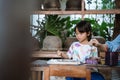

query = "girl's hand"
57;50;69;59
57;50;63;56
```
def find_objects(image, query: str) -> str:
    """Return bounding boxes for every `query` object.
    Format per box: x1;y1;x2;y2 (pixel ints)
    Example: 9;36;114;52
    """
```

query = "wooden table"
31;60;120;80
31;51;120;80
31;50;63;80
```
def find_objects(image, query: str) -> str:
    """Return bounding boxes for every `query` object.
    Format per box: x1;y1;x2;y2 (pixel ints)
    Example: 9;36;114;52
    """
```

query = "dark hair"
74;20;92;41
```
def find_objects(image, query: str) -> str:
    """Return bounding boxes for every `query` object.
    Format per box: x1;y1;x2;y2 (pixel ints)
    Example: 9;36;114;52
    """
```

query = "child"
57;20;98;63
90;34;120;52
57;20;106;80
57;20;103;80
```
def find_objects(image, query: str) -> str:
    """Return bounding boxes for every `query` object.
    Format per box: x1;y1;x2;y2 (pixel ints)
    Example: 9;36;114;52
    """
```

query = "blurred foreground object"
0;0;38;80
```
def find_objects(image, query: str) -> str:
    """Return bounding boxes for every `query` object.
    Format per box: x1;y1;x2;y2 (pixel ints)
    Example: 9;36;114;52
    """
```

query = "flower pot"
43;0;60;10
42;36;62;50
66;0;82;10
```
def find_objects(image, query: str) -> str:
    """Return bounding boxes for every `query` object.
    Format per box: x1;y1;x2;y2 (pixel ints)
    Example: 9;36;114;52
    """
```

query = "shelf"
32;50;66;58
33;9;120;15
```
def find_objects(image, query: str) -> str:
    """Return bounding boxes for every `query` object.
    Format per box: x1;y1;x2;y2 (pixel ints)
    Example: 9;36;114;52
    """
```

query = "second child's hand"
89;39;108;52
89;39;99;47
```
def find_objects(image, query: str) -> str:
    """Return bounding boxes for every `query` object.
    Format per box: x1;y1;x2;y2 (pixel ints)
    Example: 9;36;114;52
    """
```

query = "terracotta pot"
42;36;62;50
43;0;60;10
31;37;40;51
66;0;82;10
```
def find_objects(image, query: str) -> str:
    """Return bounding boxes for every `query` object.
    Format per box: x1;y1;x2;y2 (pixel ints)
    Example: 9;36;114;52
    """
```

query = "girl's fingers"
57;50;62;56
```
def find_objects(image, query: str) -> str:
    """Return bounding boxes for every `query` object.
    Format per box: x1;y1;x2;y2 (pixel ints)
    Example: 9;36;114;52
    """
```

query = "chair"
44;65;91;80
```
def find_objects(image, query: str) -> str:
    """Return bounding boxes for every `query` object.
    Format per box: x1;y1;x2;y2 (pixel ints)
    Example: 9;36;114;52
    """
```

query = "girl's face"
75;28;90;44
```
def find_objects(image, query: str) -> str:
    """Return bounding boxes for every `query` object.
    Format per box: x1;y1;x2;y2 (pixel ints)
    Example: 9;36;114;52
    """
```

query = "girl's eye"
76;33;79;35
75;33;81;36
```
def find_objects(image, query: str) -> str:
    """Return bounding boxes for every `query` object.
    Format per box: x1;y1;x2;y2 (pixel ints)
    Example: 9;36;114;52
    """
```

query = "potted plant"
32;15;70;50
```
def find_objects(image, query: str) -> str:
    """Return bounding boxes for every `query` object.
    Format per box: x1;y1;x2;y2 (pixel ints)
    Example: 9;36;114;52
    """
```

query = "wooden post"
113;0;120;39
81;0;85;20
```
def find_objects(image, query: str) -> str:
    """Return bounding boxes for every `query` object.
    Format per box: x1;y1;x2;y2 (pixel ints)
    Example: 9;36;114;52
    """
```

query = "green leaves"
44;15;67;36
84;18;113;40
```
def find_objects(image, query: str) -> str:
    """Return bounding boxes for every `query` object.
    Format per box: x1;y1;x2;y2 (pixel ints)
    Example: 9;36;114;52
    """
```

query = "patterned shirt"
67;42;98;63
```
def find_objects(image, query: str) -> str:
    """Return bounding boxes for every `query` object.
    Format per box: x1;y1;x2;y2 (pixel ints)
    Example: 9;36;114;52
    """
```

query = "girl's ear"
87;31;91;36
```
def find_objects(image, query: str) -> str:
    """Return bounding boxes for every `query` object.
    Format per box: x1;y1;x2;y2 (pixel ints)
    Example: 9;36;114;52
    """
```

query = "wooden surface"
33;9;120;15
32;50;60;58
32;50;66;58
31;60;120;80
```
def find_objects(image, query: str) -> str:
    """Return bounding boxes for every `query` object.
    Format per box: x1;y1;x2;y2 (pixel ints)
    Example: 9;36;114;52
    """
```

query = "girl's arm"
57;50;69;59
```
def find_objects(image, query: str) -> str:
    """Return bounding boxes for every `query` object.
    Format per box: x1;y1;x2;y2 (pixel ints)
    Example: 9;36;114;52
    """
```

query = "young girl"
57;20;98;63
57;20;104;80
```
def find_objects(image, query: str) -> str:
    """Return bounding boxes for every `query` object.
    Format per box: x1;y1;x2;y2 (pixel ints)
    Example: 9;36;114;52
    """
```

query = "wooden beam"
32;50;66;58
33;9;120;15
